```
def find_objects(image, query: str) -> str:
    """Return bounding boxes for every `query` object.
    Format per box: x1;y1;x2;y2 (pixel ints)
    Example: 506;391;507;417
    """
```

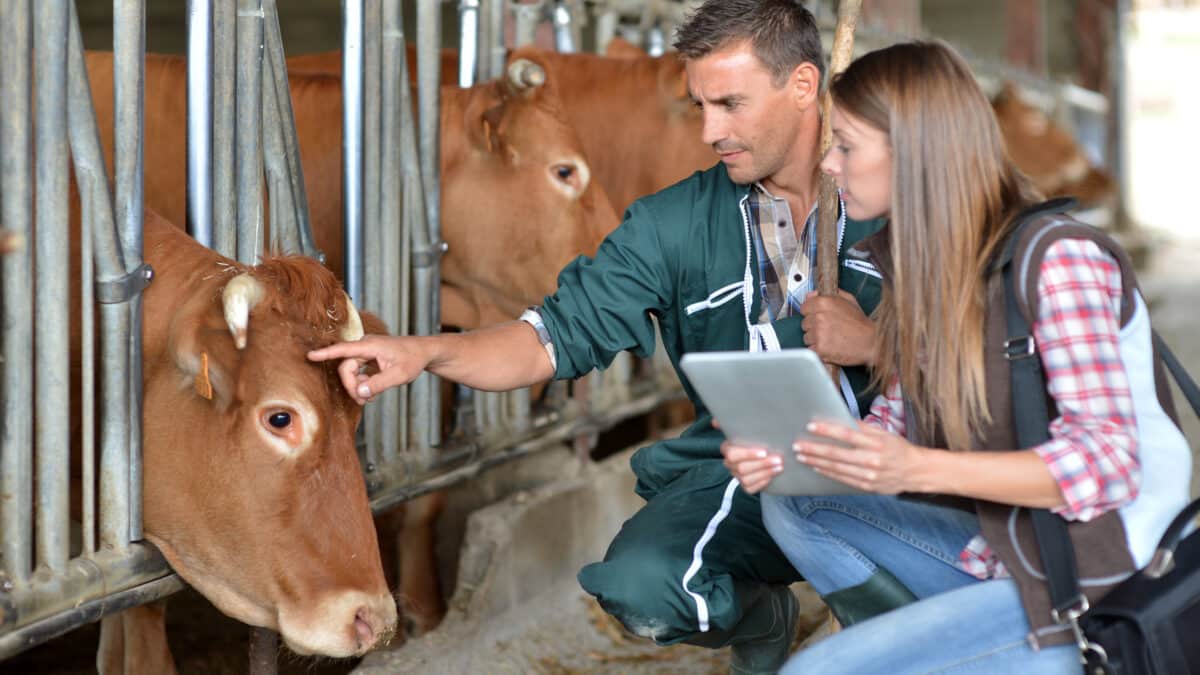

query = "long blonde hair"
832;41;1040;449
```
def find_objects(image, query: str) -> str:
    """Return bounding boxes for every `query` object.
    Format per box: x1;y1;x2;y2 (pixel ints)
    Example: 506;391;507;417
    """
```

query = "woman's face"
820;105;892;220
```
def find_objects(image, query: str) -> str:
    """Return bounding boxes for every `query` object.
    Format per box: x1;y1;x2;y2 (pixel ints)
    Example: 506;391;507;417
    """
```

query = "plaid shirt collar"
747;182;818;323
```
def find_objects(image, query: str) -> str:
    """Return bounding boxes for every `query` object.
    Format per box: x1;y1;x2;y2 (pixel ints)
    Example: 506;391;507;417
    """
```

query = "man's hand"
800;290;876;366
308;335;433;405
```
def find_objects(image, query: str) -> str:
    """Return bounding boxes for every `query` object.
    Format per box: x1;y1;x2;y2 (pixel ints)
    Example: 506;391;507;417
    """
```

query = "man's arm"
308;320;553;405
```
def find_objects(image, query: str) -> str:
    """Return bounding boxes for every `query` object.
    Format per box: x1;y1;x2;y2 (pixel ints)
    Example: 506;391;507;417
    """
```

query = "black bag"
999;203;1200;675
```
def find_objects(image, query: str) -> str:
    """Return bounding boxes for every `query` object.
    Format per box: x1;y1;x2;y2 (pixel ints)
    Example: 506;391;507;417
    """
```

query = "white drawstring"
685;280;747;316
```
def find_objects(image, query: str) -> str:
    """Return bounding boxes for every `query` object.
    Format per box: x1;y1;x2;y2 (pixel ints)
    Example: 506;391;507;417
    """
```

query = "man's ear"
791;61;822;110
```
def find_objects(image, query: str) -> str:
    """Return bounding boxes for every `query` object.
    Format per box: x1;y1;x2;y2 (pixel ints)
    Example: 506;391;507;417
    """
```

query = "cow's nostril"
354;607;376;650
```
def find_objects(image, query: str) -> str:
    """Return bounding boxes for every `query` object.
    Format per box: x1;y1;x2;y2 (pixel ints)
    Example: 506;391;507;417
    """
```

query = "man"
310;2;907;671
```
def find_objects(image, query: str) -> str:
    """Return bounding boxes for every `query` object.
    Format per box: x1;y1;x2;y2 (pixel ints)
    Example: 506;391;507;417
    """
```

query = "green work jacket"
539;162;886;492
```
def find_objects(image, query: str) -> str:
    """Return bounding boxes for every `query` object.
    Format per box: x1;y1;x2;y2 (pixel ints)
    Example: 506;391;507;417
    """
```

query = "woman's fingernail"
357;384;372;399
755;449;767;459
806;422;817;432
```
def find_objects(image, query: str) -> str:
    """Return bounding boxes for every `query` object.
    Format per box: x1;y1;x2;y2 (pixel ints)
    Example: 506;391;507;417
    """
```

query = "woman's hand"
795;421;928;494
721;441;783;494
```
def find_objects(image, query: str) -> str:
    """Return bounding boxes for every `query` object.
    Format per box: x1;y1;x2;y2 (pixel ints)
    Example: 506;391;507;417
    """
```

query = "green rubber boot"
820;568;918;627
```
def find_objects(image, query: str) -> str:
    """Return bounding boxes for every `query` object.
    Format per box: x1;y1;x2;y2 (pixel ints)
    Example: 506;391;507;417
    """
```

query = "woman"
722;41;1193;673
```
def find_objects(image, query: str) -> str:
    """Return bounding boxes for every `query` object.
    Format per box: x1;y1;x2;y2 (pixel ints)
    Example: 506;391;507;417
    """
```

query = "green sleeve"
538;200;674;380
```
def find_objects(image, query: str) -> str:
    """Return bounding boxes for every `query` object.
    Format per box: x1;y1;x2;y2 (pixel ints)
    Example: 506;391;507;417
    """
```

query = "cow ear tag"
194;351;214;400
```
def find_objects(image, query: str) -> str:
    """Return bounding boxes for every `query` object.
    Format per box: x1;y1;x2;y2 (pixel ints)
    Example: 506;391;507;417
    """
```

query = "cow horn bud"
222;273;265;350
507;59;545;91
342;293;365;342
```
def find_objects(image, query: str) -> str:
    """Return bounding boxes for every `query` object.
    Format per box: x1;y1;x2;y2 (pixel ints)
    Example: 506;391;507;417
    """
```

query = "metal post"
213;0;237;258
1;0;34;586
187;0;215;247
417;0;442;266
594;3;617;54
379;0;403;464
459;0;480;87
34;0;71;574
235;0;264;266
68;2;135;553
343;0;366;302
487;0;507;79
362;0;383;468
261;0;319;259
512;0;543;48
552;0;577;52
114;0;147;544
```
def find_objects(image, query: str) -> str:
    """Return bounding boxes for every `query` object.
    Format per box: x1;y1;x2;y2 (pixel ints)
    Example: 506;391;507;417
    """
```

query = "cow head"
142;253;396;658
439;46;619;327
992;82;1116;208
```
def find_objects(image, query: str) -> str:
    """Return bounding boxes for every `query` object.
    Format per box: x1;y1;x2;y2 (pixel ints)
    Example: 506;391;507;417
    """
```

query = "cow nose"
352;601;398;653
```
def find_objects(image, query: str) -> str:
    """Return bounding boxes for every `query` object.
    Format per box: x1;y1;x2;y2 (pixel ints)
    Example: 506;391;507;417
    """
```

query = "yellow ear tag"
194;352;214;400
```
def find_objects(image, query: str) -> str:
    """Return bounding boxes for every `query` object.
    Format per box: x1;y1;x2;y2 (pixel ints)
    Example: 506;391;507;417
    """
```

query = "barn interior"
2;1;1198;674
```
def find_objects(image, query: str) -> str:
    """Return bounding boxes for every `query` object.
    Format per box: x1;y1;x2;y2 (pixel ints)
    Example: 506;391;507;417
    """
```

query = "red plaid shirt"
866;238;1138;579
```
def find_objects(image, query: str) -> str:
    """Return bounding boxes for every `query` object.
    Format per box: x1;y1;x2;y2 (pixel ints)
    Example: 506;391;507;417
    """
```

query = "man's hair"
673;0;825;85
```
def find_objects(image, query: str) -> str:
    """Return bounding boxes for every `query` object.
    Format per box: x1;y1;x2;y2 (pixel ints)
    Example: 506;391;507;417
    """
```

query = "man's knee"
578;551;694;642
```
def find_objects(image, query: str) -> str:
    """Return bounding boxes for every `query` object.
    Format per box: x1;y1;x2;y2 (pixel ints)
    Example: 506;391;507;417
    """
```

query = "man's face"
686;42;803;185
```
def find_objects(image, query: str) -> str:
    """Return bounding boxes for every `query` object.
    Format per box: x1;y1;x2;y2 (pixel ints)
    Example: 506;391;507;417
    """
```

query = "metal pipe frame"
68;2;137;553
113;0;147;544
1;0;34;588
458;0;480;87
512;0;544;48
358;0;383;470
263;0;319;259
378;0;404;465
552;0;577;52
343;0;366;302
34;0;72;575
414;0;442;453
486;0;507;79
235;0;265;266
0;546;177;659
213;0;237;258
187;0;215;247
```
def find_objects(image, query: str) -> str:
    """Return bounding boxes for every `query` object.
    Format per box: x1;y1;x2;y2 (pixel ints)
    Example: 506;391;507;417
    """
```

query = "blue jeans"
761;494;1080;674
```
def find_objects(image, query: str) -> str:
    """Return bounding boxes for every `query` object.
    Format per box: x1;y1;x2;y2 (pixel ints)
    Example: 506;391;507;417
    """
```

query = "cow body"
71;208;397;672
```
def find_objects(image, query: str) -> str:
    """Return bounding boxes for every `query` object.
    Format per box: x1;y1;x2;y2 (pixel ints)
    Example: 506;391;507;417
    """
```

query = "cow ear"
358;309;389;336
658;58;690;106
170;315;239;408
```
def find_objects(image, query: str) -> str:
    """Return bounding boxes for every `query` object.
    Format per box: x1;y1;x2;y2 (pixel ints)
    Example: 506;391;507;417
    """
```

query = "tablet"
679;349;863;496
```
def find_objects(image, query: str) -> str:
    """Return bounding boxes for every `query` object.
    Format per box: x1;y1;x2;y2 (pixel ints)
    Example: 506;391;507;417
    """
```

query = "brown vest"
859;213;1181;647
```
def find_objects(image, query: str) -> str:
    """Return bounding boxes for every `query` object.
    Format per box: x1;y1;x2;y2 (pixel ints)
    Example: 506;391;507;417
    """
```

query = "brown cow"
85;48;618;330
285;43;714;215
992;82;1117;207
67;207;395;672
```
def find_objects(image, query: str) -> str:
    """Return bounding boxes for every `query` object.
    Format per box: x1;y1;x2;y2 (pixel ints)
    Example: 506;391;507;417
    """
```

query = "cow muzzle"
277;589;399;657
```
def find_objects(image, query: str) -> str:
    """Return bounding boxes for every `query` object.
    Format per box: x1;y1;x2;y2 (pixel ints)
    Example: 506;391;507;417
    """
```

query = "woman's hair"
832;41;1041;450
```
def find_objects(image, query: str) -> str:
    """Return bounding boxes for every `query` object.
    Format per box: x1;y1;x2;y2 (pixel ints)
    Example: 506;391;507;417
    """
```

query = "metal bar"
343;0;366;302
415;0;441;452
379;0;403;465
34;0;71;574
486;0;506;79
363;0;382;308
187;0;215;247
0;547;179;659
261;30;299;254
552;0;577;52
262;0;319;259
236;0;265;266
68;2;134;552
81;161;97;556
248;627;279;675
512;0;543;48
1;0;34;586
213;0;237;258
114;0;147;543
458;0;480;87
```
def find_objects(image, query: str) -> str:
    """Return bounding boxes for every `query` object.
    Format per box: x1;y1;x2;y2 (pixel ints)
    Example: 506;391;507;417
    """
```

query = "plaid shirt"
866;238;1138;579
747;184;818;322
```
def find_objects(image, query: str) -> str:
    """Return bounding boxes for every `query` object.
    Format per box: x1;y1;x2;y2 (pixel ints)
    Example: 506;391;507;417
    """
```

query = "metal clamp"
96;263;154;304
412;241;448;269
1003;335;1036;360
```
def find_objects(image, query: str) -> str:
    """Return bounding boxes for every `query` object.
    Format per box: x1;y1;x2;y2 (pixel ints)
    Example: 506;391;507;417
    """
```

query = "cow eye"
267;411;291;429
554;164;574;182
